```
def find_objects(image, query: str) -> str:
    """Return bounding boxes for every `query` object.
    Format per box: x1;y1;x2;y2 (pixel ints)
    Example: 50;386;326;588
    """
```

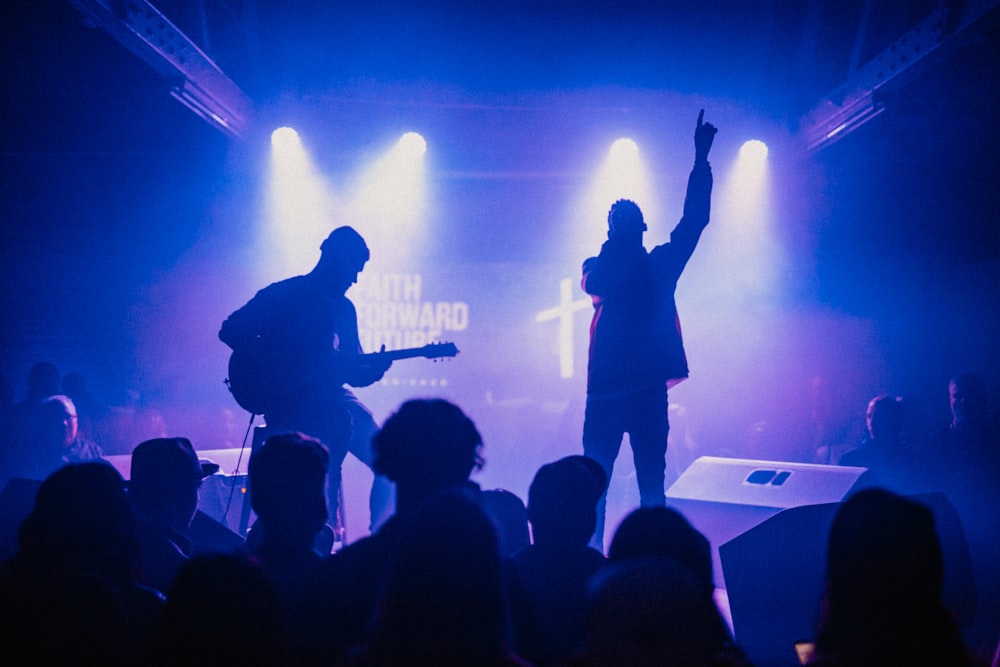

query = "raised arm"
680;109;717;230
655;110;718;278
694;108;717;165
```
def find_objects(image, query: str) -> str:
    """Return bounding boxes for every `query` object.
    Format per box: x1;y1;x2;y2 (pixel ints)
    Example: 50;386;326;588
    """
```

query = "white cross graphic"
536;277;593;379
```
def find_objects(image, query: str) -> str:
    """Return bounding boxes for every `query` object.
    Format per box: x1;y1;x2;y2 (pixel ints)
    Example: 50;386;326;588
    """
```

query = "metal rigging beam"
798;0;1000;154
65;0;254;139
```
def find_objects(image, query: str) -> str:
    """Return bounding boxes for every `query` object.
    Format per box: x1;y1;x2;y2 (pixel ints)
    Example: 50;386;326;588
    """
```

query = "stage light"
271;126;300;150
571;137;656;256
604;138;644;193
346;132;430;269
697;135;782;303
739;139;768;162
609;137;639;161
731;138;770;195
264;125;338;279
398;131;427;157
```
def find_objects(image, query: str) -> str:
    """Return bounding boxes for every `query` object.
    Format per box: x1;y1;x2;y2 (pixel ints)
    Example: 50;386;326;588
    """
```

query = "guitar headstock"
421;341;459;359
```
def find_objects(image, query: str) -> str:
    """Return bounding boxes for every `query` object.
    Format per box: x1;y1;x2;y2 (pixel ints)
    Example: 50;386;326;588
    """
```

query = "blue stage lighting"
271;126;300;150
398;131;427;157
610;137;639;161
739;139;768;161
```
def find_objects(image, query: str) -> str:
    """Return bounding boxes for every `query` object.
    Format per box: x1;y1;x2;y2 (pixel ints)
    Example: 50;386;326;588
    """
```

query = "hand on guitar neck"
349;341;460;385
347;345;393;388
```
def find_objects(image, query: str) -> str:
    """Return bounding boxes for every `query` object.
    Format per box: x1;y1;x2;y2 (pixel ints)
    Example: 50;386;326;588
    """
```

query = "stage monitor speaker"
665;456;869;591
719;492;976;667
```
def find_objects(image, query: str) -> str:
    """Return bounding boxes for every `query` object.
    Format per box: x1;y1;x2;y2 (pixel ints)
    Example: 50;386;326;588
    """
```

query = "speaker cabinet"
665;458;973;667
665;456;868;590
719;491;975;667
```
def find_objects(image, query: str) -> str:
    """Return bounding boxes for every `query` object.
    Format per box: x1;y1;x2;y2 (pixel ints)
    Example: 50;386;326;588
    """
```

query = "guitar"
225;342;460;415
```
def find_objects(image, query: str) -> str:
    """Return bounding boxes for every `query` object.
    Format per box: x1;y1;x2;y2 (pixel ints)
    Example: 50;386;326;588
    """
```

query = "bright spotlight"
346;133;429;267
739;139;768;162
599;138;651;210
610;137;640;161
271;126;300;150
398;131;427;157
570;137;655;257
599;138;647;201
265;125;336;279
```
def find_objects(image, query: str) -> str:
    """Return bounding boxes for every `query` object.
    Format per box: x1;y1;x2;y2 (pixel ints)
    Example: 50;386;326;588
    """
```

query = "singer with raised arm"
219;226;394;536
581;110;718;549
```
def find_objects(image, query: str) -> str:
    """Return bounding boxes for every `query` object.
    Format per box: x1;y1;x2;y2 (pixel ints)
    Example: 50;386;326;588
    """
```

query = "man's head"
34;395;78;449
826;488;943;610
527;455;607;547
608;505;715;596
18;461;135;578
373;399;484;502
248;432;329;542
948;373;988;428
317;226;370;296
129;437;219;530
866;394;904;443
607;199;647;241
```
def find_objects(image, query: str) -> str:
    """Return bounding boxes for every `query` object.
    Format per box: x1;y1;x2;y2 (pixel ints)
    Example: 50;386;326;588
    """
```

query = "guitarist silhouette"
220;226;395;535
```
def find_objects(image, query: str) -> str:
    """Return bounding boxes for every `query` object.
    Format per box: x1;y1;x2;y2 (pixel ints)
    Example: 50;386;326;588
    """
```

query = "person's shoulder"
319;528;394;577
247;274;310;300
837;447;867;468
341;295;359;311
649;241;672;256
64;436;103;462
264;274;310;293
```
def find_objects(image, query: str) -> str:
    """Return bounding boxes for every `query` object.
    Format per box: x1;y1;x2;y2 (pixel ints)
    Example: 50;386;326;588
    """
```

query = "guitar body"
226;347;288;416
225;342;459;415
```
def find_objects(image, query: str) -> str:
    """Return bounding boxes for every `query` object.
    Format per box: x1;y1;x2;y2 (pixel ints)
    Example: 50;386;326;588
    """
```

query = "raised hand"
694;109;718;163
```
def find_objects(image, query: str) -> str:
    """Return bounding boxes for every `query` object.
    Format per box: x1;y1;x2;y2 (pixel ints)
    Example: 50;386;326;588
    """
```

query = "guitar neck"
363;342;459;362
375;348;430;362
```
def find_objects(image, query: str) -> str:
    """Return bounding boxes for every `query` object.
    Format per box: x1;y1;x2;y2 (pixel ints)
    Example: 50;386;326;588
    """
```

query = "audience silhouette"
507;455;608;666
838;394;929;494
606;505;715;597
244;430;332;637
922;373;1000;664
0;461;163;665
482;487;531;558
0;381;993;665
128;436;219;594
809;488;972;667
571;556;752;667
2;394;102;482
303;397;486;662
356;490;529;667
151;553;286;667
61;371;110;447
